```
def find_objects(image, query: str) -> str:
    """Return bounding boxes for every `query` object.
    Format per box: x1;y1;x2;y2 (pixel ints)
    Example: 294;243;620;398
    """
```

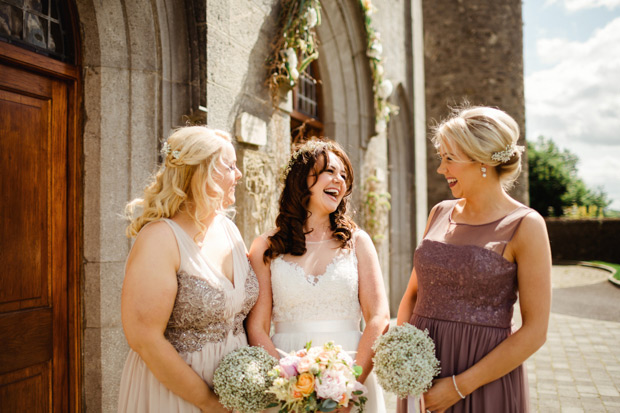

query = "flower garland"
359;0;398;134
363;174;392;244
268;0;322;102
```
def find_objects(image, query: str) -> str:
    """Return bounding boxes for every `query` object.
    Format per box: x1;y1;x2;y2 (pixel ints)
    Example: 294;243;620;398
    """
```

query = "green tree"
527;136;610;217
528;137;573;216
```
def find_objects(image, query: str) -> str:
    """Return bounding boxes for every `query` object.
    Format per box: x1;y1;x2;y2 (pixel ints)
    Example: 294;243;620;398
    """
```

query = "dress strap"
159;218;190;272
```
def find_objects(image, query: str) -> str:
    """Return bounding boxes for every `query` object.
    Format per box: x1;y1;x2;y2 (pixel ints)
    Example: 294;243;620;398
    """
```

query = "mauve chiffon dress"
398;199;533;413
117;215;259;412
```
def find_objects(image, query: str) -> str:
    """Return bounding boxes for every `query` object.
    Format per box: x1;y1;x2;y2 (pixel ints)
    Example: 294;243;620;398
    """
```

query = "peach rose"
292;372;315;397
297;356;314;373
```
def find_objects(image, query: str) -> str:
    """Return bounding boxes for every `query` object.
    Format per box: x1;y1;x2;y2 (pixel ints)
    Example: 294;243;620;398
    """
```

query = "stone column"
423;0;527;208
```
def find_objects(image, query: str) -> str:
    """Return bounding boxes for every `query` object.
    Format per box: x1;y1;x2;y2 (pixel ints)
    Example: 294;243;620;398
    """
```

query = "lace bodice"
270;247;362;324
160;216;259;353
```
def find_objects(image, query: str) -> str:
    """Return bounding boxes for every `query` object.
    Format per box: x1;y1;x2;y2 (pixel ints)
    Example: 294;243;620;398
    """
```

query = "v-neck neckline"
166;216;237;288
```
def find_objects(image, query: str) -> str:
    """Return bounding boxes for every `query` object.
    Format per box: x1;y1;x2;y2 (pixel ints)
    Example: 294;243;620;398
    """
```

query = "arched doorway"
0;0;82;411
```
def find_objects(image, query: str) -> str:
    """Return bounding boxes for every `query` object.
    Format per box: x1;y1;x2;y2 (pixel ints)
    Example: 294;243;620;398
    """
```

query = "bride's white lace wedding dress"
269;236;386;413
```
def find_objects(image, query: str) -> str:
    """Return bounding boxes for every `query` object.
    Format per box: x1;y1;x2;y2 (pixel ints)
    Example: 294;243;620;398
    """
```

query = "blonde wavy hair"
125;126;232;238
432;105;524;190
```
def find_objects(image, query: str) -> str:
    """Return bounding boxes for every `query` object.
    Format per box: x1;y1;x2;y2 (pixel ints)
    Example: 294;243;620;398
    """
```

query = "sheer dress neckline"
163;216;238;288
448;202;528;227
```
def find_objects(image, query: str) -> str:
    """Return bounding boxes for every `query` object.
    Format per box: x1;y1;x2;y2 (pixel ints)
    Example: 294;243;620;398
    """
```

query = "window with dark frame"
290;60;324;145
0;0;74;63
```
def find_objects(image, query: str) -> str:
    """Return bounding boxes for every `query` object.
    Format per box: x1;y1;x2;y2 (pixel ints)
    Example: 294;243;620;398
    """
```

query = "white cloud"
545;0;620;11
525;17;620;209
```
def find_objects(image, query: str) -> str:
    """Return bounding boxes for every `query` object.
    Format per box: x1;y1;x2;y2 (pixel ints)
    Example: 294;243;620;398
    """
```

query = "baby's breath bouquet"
267;341;367;413
372;323;440;398
213;346;278;413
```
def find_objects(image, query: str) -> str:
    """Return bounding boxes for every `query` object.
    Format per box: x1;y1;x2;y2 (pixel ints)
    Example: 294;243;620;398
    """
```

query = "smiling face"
213;141;242;207
306;151;348;216
436;140;481;199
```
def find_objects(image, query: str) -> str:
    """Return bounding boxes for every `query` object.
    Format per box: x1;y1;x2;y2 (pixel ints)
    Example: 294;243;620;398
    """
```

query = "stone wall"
76;0;194;410
422;0;527;209
545;219;620;263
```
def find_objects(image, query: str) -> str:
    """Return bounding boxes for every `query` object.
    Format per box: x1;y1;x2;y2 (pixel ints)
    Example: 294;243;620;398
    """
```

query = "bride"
246;140;390;412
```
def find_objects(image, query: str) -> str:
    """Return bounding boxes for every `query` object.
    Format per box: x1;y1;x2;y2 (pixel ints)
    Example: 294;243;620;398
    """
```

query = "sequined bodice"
161;217;259;353
270;248;362;324
413;200;532;328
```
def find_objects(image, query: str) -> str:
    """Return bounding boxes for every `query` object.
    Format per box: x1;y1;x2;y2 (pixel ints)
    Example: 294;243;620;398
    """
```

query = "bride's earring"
481;166;487;178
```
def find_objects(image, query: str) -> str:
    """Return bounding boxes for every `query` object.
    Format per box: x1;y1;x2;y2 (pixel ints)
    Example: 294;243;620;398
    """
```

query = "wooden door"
0;60;69;412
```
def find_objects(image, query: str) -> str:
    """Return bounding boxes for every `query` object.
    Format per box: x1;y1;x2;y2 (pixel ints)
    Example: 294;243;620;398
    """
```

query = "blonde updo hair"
432;106;525;189
125;126;232;238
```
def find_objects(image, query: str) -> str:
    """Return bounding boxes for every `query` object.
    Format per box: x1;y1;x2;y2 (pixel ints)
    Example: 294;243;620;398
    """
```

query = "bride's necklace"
305;227;334;243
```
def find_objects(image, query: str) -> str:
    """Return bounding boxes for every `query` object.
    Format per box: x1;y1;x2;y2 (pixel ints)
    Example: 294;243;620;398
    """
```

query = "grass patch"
589;261;620;281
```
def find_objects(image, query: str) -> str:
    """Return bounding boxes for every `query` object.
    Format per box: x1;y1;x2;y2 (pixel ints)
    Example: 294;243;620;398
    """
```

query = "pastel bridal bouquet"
213;346;279;413
267;341;368;412
372;323;440;398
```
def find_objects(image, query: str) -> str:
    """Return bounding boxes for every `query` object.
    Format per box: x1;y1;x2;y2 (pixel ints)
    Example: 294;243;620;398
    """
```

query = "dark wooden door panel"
0;89;50;312
0;309;53;375
0;363;50;412
0;61;68;412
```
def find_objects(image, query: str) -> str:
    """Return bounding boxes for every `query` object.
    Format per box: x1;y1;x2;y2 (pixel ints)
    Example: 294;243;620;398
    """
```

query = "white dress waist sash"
274;319;360;334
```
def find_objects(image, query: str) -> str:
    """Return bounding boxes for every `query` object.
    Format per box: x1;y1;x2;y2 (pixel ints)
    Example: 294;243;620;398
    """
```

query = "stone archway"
314;0;375;187
74;0;196;410
313;1;390;290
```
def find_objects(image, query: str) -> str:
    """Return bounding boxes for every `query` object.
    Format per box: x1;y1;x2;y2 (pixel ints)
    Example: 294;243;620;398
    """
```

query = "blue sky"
523;0;620;210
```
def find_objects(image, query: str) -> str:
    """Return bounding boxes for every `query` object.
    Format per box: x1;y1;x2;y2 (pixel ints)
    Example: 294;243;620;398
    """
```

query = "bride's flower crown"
491;143;522;163
282;140;328;180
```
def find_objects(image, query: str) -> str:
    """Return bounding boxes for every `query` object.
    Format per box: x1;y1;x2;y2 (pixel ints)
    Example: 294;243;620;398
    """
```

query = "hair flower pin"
491;144;516;163
161;142;181;160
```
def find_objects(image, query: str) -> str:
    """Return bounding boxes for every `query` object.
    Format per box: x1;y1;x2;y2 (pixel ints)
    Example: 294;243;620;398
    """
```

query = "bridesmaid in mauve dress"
397;106;552;413
118;126;258;413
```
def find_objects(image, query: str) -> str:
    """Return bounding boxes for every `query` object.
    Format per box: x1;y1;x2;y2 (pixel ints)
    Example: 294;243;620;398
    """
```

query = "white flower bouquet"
213;346;279;413
267;341;368;413
372;323;440;398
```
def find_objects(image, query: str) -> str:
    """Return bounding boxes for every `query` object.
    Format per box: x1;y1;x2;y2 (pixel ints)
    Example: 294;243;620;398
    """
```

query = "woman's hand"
334;405;353;413
199;396;231;413
422;376;463;412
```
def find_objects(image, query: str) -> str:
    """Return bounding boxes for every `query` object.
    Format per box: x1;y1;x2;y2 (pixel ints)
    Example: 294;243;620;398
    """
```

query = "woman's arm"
121;222;229;412
355;231;391;383
245;236;280;359
396;267;419;326
423;212;552;412
396;204;438;326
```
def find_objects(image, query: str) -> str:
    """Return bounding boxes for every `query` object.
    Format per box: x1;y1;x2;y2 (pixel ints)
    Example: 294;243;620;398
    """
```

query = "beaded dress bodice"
413;200;533;328
161;216;259;353
270;246;361;324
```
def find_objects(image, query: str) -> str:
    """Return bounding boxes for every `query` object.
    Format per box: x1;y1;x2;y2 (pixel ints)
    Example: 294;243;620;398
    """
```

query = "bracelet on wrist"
452;375;466;399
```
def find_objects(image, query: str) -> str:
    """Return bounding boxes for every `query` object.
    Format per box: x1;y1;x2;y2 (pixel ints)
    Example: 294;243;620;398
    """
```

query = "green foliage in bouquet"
372;323;440;398
213;346;279;413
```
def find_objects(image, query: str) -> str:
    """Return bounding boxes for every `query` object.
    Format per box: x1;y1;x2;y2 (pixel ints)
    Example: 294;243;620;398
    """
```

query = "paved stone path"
383;265;620;412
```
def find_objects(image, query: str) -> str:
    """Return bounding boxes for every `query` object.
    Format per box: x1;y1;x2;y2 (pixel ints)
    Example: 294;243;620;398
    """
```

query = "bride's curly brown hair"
263;140;357;263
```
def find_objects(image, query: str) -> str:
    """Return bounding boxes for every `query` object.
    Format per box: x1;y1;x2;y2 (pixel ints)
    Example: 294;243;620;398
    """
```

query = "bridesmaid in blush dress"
397;106;552;413
118;127;258;413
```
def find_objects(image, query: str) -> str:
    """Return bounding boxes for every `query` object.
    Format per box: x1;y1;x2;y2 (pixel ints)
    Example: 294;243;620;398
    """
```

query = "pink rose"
279;355;300;378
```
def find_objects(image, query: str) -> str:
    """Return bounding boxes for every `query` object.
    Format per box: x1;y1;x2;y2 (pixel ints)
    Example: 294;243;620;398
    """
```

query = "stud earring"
481;166;487;178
